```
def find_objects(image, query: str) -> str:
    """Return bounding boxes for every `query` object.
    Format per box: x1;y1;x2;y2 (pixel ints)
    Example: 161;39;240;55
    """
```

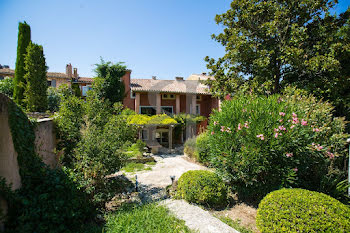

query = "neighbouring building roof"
187;73;214;81
130;79;210;95
0;68;94;83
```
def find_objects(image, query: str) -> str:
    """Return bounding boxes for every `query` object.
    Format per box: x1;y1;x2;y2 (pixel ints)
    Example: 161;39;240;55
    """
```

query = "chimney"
152;76;157;80
66;64;72;78
175;77;184;81
73;68;78;78
201;72;207;75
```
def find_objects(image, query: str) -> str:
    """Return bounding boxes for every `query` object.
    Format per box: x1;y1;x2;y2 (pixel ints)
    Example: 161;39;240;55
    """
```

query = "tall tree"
14;21;31;105
205;0;344;96
24;42;48;112
92;59;126;104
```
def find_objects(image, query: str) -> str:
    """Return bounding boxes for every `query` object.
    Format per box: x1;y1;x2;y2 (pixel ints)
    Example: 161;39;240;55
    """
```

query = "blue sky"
0;0;349;79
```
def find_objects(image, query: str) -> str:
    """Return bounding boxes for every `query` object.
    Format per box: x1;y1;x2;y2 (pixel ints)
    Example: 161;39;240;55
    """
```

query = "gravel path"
162;199;240;233
122;154;240;233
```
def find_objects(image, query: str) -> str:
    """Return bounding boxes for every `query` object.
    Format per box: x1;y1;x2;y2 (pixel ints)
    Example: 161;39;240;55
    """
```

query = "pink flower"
313;128;320;132
214;121;218;126
244;121;249;128
293;168;298;172
274;128;279;132
226;127;232;133
301;119;307;126
257;134;265;140
327;151;335;159
279;112;286;116
274;133;279;138
238;123;242;130
279;119;283;122
242;108;247;112
221;126;225;132
278;125;286;131
211;131;215;135
286;153;293;158
292;117;299;124
292;112;297;118
290;125;295;129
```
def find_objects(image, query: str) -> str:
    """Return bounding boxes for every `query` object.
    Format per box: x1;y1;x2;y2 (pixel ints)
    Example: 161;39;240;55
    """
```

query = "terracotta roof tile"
130;79;210;95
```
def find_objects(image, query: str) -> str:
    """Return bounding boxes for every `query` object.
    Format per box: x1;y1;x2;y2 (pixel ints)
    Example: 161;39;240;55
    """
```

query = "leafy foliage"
207;89;349;200
93;59;126;104
0;77;14;97
71;83;81;97
24;42;48;112
14;21;31;106
4;98;94;233
256;188;350;232
127;114;177;125
177;170;227;208
195;131;211;164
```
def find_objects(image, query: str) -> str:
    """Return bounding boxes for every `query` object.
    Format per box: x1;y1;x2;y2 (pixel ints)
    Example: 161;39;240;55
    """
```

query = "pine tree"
24;42;48;112
14;21;31;105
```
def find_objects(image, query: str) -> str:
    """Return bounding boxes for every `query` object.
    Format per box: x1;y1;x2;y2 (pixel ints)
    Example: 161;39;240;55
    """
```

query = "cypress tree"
24;42;48;112
14;21;31;105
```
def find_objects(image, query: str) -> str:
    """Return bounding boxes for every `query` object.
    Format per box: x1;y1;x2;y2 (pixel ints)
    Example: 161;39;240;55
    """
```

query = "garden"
1;0;350;232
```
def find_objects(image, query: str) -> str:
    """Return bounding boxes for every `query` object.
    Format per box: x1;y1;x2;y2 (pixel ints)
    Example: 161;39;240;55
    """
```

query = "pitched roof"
130;79;210;95
0;68;93;83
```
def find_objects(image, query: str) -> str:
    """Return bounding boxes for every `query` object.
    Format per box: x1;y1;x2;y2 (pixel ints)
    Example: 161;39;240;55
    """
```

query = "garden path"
125;154;239;233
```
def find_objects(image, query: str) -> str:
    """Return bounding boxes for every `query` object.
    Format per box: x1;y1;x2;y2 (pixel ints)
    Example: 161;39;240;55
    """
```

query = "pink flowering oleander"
286;153;293;158
327;151;335;159
274;128;279;132
274;133;279;138
238;123;242;130
292;112;297;118
211;131;215;135
301;119;307;126
279;119;283;122
293;168;298;172
278;125;286;131
214;121;218;126
290;125;295;129
244;121;249;128
220;126;225;132
279;112;286;116
257;134;265;140
313;128;320;132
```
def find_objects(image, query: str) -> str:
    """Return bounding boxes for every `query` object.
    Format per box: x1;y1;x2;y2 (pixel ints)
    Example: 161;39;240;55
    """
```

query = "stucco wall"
34;118;58;168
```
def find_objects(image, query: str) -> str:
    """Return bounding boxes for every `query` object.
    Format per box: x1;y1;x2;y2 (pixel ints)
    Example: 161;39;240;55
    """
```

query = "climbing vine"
1;98;94;233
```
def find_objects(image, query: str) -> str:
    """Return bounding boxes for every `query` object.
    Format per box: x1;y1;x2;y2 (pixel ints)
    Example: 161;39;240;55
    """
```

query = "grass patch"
216;216;253;233
122;162;145;172
146;161;156;166
104;203;193;233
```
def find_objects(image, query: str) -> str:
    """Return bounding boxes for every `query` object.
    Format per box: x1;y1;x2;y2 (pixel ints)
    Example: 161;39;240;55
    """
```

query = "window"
196;95;202;101
140;106;156;116
162;94;175;100
82;85;92;97
161;106;173;115
141;129;148;140
196;104;200;115
130;90;136;99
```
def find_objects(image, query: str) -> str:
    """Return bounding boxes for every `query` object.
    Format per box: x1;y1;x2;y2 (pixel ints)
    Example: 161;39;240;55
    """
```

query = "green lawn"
104;203;192;233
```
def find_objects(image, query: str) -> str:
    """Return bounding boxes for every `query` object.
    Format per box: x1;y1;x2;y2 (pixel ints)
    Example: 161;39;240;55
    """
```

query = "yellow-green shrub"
177;170;227;208
256;188;350;232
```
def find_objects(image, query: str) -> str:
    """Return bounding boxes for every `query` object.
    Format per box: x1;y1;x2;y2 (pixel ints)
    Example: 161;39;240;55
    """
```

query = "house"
0;64;93;97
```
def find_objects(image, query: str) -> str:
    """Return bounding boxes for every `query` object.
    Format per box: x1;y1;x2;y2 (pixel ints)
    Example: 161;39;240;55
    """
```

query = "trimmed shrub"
256;188;350;232
177;170;227;207
207;88;349;200
0;77;14;97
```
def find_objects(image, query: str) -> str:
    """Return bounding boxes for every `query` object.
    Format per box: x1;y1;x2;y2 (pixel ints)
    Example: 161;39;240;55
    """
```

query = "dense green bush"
0;77;14;97
207;88;349;200
195;131;210;164
47;87;60;111
256;188;350;232
177;170;227;207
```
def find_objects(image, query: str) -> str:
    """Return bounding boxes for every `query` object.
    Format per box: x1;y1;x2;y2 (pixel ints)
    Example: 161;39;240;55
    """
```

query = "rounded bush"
256;188;350;232
177;170;227;207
